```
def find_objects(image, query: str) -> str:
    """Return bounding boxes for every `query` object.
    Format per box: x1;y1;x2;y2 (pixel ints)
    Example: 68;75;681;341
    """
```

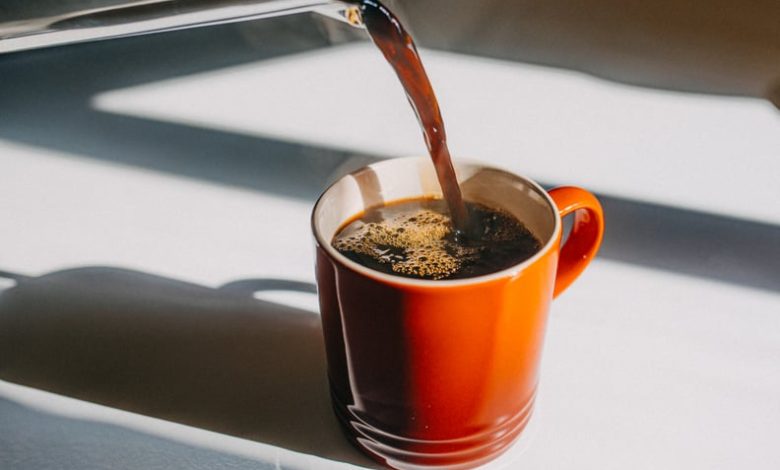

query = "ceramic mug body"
312;157;603;469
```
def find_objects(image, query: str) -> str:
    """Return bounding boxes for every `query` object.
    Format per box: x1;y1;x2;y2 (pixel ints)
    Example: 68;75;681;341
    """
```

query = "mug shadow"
0;267;378;468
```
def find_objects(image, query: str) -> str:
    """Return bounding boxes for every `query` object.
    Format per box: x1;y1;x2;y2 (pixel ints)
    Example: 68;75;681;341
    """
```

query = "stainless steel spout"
0;0;362;54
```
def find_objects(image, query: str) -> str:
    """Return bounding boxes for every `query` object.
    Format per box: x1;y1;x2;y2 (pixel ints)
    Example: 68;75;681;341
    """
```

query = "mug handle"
548;187;605;298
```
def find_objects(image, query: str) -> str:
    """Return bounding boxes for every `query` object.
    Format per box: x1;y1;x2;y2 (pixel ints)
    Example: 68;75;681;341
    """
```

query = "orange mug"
312;157;604;468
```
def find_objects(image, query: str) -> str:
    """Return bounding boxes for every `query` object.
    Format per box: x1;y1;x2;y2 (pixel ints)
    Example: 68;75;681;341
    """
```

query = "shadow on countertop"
0;267;378;469
0;395;279;470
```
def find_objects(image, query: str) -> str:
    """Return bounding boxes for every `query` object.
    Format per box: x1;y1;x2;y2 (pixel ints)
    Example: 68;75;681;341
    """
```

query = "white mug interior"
312;156;561;284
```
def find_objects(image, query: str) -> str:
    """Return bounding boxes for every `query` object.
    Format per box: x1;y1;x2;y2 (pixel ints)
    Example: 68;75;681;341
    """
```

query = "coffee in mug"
332;198;541;280
312;157;604;469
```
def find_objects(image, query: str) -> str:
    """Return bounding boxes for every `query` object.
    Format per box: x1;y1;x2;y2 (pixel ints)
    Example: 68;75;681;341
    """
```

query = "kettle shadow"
0;267;377;468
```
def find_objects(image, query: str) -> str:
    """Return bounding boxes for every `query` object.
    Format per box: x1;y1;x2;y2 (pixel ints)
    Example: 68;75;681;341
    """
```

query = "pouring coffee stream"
347;0;471;234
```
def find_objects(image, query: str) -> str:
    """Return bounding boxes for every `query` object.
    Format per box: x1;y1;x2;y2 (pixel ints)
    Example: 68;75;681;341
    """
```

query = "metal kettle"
0;0;361;54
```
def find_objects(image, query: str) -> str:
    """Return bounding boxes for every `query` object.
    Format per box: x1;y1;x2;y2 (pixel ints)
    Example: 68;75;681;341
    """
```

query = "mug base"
331;389;536;469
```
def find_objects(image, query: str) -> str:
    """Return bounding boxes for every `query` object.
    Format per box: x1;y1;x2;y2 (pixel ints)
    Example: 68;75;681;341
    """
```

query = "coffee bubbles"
333;199;542;280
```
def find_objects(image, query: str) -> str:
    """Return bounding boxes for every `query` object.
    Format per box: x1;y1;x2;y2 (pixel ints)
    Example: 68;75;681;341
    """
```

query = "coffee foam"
333;209;470;279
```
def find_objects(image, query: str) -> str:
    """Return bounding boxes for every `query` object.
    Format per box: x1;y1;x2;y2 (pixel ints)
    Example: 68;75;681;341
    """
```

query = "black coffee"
336;1;541;279
333;199;542;280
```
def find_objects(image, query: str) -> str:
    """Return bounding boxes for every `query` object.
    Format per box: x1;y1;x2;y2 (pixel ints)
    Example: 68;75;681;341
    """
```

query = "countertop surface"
1;16;779;470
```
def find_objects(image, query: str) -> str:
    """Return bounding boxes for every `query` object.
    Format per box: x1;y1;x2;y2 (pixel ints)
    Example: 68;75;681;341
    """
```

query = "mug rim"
311;156;562;288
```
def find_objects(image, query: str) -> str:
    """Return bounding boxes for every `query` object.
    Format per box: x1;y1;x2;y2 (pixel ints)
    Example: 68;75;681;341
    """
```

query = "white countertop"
1;22;779;470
